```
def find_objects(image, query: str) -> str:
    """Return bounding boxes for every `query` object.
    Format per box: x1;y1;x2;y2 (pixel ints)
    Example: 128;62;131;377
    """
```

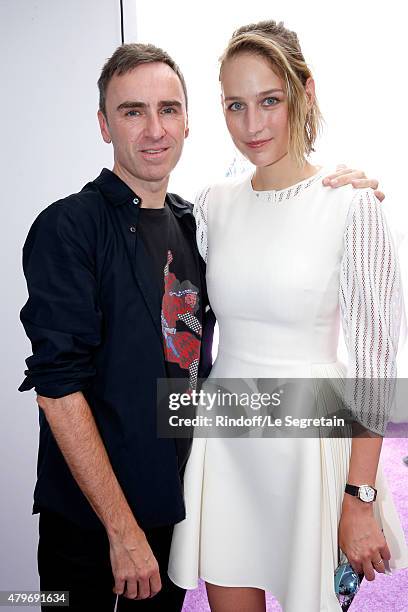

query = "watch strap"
345;484;360;497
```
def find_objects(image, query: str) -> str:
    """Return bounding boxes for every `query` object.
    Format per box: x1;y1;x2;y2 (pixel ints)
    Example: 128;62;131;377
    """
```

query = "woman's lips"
246;138;273;149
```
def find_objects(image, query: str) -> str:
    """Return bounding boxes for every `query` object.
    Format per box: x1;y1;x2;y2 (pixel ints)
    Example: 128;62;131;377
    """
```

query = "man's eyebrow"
158;100;183;108
116;101;146;111
116;100;183;111
224;89;284;102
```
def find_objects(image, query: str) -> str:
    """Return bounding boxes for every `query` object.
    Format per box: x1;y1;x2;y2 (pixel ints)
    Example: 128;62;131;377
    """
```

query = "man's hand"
37;392;162;600
108;519;162;599
322;164;385;202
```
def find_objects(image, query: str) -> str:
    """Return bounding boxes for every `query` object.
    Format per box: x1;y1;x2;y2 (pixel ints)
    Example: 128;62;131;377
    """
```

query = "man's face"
98;62;188;185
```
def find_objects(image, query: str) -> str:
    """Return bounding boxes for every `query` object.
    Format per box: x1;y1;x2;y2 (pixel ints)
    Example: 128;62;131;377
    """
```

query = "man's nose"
246;106;264;136
144;112;166;140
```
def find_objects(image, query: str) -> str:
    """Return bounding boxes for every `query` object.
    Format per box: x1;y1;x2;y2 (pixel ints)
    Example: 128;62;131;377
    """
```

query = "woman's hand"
322;164;385;202
338;495;391;580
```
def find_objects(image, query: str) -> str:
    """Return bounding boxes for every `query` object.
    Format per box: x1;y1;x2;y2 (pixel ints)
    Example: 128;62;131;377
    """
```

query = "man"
19;42;382;611
19;43;213;611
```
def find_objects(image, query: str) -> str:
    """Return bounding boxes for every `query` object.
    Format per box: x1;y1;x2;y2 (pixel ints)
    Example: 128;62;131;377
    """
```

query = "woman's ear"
305;77;316;110
220;92;226;117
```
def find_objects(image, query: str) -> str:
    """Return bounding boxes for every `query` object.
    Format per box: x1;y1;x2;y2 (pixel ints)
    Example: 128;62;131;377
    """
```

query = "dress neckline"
248;166;325;203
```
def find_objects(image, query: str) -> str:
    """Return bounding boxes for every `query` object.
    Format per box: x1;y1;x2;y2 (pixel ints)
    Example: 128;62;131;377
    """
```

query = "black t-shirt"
137;205;169;295
137;203;202;391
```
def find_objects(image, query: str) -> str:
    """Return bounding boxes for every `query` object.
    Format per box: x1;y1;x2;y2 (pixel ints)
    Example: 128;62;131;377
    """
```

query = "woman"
168;20;408;611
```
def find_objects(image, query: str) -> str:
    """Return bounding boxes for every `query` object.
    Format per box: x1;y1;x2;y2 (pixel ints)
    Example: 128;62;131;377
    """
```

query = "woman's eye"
263;97;279;106
229;102;243;111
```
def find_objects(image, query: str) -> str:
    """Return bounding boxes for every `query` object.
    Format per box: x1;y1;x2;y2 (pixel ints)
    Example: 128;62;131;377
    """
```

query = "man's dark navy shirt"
19;169;213;530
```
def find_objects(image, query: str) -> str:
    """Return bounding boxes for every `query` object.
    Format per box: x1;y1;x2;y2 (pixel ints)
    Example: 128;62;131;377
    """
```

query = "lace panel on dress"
254;170;323;203
339;190;402;435
193;186;210;263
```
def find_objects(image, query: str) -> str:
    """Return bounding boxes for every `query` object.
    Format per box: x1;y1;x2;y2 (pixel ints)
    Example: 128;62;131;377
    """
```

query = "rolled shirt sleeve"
19;199;102;398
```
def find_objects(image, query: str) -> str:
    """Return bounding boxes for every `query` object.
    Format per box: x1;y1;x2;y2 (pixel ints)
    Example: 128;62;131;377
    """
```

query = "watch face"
359;485;375;502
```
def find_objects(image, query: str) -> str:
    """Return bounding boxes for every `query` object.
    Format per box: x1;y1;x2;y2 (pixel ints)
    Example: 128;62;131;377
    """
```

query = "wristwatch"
345;483;377;503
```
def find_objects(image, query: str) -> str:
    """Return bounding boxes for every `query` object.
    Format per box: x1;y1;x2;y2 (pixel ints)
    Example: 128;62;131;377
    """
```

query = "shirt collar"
93;168;192;218
93;168;140;207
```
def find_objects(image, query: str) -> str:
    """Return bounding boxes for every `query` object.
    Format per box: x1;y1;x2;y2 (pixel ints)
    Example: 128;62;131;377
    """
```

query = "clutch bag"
334;562;364;611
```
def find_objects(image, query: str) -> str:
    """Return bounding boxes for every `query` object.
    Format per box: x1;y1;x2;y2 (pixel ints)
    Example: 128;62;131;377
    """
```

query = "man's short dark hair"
97;43;188;117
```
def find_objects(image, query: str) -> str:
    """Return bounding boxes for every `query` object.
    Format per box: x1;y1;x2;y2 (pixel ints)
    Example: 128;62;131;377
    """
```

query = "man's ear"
305;77;316;110
185;114;189;139
97;110;112;144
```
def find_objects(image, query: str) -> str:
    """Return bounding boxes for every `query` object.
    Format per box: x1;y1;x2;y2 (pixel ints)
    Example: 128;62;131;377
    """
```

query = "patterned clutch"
334;562;364;611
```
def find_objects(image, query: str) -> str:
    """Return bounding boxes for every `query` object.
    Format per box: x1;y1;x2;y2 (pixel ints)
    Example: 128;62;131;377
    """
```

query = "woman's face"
221;52;289;167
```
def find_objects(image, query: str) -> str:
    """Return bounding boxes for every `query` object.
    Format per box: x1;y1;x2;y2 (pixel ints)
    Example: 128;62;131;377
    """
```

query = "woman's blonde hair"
219;21;323;166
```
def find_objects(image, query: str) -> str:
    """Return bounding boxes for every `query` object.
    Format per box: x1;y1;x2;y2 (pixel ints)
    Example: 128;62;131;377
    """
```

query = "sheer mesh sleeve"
193;186;210;263
339;189;403;435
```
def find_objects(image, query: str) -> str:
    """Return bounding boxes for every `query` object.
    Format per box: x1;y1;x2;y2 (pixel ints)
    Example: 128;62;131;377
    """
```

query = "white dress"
168;167;408;611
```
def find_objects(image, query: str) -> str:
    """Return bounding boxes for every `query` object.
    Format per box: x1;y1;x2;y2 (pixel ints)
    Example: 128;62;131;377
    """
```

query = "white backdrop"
1;0;407;607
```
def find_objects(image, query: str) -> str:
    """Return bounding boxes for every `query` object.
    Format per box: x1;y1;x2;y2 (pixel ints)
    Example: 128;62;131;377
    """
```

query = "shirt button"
133;197;140;205
129;226;136;233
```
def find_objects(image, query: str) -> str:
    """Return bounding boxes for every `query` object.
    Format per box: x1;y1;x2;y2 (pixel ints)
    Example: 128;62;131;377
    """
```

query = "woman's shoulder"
319;164;378;205
315;165;381;224
194;172;252;207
